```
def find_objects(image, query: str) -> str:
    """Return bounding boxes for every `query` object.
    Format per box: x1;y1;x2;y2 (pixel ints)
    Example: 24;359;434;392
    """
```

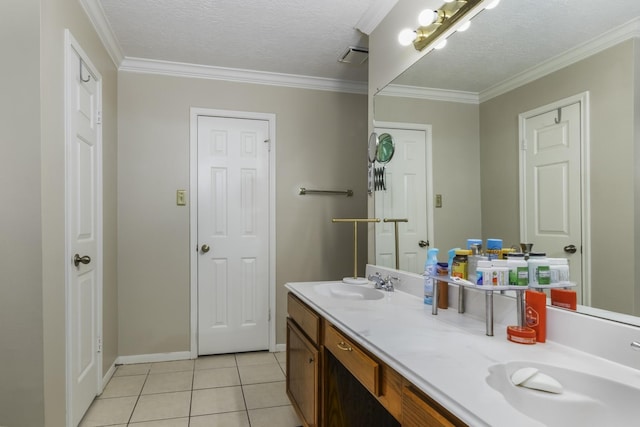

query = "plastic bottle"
476;260;492;286
452;249;471;280
549;258;570;283
447;248;460;275
507;253;529;286
528;252;551;286
423;248;439;305
486;238;503;260
525;290;547;343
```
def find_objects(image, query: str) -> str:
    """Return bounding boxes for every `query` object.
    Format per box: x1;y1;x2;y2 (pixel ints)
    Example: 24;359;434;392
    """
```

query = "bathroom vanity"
285;266;640;427
286;291;463;427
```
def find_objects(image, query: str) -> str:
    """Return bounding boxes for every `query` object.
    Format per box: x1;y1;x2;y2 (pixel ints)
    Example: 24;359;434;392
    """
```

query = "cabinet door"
287;318;319;427
402;385;466;427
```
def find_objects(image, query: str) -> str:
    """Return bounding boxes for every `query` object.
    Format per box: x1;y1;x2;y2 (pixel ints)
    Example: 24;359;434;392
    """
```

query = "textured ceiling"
97;0;640;91
98;0;378;82
393;0;640;93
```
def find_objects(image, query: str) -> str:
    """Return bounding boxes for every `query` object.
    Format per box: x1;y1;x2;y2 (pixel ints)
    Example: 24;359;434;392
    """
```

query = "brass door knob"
201;244;210;253
73;254;91;267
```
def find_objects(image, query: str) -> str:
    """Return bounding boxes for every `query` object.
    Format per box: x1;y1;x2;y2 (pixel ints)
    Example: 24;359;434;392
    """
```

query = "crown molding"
356;0;399;35
79;0;124;67
119;57;368;94
378;84;479;104
480;17;640;103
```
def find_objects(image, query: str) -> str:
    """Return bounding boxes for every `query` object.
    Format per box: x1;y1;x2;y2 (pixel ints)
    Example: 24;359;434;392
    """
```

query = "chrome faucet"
368;272;385;289
368;273;397;292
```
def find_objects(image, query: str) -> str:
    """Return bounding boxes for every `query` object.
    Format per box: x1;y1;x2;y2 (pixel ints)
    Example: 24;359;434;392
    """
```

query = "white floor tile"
100;374;146;398
190;411;250;427
238;363;285;384
113;363;151;377
193;366;240;389
235;351;278;366
130;391;191;423
191;386;246;416
79;396;137;426
248;405;302;427
149;359;194;374
243;381;290;410
141;371;193;394
195;354;237;370
128;418;189;427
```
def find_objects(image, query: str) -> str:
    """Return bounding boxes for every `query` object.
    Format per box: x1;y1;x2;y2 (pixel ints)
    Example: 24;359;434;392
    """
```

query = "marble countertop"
285;280;640;427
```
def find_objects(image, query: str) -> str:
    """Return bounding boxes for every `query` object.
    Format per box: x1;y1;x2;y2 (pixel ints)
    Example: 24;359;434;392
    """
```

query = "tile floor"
80;351;302;427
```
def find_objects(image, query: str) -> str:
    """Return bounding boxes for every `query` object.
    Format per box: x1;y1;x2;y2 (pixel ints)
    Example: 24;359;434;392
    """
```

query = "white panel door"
521;102;582;301
197;116;270;354
374;127;428;274
66;39;101;427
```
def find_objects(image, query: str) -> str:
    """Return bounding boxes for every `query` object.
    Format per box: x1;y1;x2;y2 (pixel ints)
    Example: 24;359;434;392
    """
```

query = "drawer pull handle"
337;341;352;351
309;357;314;363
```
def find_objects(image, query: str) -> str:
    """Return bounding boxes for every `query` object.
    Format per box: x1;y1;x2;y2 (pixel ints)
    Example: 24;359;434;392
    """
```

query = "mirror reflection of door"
374;125;431;274
519;95;587;303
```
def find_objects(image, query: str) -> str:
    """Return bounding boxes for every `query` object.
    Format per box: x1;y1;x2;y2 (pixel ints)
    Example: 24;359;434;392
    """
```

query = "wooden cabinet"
287;294;321;427
402;384;466;427
287;318;319;426
286;291;466;427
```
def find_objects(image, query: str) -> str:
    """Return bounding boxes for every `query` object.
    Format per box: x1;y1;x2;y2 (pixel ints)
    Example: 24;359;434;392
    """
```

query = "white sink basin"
486;361;640;426
313;282;384;300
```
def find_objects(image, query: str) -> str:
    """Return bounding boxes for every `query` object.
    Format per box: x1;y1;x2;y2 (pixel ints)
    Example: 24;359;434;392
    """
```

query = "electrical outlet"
176;190;187;206
435;194;443;208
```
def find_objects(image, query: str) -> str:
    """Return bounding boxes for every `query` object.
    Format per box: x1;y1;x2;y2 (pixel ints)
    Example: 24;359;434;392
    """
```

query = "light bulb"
457;21;471;32
485;0;500;9
434;39;447;50
418;9;438;26
398;28;416;46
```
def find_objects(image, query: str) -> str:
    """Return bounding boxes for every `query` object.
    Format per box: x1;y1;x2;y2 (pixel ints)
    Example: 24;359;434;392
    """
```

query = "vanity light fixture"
397;0;496;52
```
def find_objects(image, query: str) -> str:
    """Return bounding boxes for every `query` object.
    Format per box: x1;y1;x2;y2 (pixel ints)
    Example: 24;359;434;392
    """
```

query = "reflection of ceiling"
96;0;395;83
393;0;640;94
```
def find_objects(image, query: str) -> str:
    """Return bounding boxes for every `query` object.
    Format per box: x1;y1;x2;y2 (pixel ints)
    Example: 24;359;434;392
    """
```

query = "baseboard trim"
275;343;286;352
100;361;117;393
116;351;193;365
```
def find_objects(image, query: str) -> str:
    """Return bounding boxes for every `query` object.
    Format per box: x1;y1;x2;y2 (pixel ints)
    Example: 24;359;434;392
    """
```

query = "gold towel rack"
299;187;353;197
332;218;381;280
383;218;408;270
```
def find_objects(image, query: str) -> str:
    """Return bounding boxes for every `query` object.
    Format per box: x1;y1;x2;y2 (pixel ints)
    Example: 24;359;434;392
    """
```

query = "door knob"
201;244;210;253
418;240;429;248
73;254;91;267
563;244;577;254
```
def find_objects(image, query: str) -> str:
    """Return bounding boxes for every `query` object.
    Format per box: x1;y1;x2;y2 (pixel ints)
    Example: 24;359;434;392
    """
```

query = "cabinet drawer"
288;293;321;345
324;323;380;396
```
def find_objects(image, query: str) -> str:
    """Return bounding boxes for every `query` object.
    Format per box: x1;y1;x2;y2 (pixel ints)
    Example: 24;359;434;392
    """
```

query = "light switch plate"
435;194;443;208
176;190;187;206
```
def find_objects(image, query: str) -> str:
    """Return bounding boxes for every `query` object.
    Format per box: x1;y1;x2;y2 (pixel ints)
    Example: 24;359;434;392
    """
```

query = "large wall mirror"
371;0;640;324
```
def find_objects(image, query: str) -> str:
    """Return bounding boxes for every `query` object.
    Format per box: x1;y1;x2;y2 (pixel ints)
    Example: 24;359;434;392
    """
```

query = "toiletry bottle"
550;288;577;310
528;252;551;286
423;248;439;305
447;248;459;275
452;249;471;280
436;262;449;309
507;253;528;286
486;238;503;260
525;290;546;343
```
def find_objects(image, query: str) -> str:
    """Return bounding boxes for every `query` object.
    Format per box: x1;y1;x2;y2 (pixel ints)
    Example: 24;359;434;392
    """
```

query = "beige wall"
373;97;482;255
117;72;367;355
0;0;121;425
480;40;637;314
0;1;44;426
